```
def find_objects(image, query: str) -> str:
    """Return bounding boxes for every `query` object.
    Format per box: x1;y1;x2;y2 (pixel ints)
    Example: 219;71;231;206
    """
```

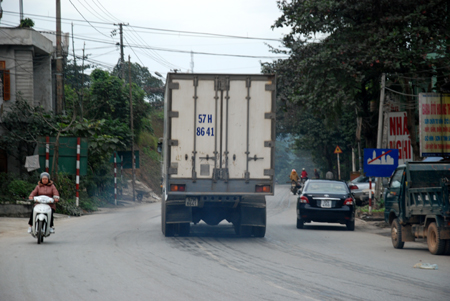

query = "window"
390;169;404;188
0;149;7;173
0;61;10;101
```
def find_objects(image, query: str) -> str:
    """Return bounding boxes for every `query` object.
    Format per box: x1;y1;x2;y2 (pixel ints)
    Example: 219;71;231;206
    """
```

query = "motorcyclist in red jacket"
301;168;308;180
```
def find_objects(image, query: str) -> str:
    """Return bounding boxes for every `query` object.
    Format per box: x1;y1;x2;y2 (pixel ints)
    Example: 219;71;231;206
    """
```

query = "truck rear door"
168;74;275;186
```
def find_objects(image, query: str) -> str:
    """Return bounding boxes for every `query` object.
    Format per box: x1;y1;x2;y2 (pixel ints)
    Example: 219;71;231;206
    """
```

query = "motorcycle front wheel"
37;220;42;244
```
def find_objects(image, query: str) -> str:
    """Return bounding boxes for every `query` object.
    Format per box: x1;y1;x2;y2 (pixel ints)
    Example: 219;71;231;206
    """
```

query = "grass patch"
359;205;384;213
143;147;161;162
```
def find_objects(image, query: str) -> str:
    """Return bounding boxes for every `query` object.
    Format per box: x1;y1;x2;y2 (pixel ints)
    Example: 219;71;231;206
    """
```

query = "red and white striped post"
76;137;80;207
120;155;123;182
45;136;50;172
114;152;117;206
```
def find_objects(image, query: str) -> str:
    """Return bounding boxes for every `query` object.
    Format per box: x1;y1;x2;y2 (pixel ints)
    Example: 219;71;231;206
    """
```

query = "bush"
8;180;36;198
53;173;77;201
19;18;35;28
57;198;83;216
0;172;14;196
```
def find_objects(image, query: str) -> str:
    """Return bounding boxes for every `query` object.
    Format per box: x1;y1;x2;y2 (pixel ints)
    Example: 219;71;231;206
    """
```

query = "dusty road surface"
1;185;449;301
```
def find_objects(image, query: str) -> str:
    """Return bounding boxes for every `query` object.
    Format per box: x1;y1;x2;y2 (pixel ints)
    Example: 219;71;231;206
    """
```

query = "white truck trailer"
161;73;276;237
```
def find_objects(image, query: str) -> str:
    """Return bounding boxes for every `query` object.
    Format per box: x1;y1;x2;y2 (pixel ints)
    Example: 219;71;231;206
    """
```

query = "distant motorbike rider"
301;168;308;180
290;169;300;182
27;172;60;233
314;168;320;179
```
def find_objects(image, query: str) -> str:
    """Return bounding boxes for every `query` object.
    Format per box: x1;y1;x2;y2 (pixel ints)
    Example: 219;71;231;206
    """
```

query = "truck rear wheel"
427;222;446;255
391;219;404;249
162;201;174;237
239;225;252;237
178;223;190;237
253;226;266;238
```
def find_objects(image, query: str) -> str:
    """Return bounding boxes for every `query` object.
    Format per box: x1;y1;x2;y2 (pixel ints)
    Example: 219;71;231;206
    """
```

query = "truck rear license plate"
186;197;198;207
321;200;332;208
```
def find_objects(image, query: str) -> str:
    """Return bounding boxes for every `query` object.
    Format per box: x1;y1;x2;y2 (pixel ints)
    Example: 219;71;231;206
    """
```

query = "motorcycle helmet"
302;168;305;171
40;172;50;180
292;169;296;172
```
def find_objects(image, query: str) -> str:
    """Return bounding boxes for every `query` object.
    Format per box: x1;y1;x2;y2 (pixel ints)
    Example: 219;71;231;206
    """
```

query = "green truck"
384;162;450;255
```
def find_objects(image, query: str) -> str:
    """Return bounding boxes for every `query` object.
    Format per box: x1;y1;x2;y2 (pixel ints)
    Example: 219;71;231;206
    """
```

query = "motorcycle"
30;195;54;244
291;180;301;195
298;177;309;192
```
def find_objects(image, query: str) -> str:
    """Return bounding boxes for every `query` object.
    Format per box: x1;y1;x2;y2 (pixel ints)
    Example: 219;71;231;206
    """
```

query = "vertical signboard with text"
387;111;413;165
419;93;450;157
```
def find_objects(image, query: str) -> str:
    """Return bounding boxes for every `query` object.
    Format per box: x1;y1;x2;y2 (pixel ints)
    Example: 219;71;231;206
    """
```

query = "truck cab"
384;162;450;255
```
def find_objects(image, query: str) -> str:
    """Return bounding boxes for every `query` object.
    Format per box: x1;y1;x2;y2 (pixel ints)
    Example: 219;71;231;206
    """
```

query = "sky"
0;0;290;79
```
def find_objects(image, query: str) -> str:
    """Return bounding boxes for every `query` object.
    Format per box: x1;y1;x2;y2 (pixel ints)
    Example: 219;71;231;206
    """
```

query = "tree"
0;98;57;174
112;62;164;102
86;68;151;141
271;0;450;159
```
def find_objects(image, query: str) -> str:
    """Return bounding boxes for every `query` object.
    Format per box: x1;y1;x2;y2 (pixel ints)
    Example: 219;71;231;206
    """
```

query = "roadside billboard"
387;111;413;165
419;93;450;157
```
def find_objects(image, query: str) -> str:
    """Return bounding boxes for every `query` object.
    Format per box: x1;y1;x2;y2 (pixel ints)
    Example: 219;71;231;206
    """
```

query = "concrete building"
0;27;56;173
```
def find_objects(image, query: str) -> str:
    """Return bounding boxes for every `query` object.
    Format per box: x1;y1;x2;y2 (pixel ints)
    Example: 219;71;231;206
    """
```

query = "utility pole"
190;51;194;73
129;55;136;202
19;0;24;21
71;23;82;120
80;42;85;119
374;73;386;210
56;0;63;114
114;23;128;81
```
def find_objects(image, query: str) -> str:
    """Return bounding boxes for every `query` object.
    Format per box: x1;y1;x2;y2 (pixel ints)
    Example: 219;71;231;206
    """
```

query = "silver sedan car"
348;176;375;206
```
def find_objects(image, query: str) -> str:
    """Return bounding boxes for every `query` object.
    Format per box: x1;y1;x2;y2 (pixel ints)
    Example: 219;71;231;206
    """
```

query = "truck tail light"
170;184;186;192
255;185;271;193
344;198;354;205
299;196;309;204
348;185;358;190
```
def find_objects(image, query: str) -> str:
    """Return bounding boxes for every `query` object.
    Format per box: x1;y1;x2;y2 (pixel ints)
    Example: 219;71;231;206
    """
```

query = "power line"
67;1;111;39
93;0;122;23
123;35;145;67
129;24;282;42
4;25;286;60
76;0;111;23
2;10;282;42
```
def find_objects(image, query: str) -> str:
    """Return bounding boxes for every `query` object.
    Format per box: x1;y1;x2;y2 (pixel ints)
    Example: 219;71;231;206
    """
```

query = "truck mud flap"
166;204;192;223
240;206;266;227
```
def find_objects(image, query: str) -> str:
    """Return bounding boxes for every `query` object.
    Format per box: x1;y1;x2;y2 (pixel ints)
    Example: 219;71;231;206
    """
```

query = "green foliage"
53;173;77;201
112;62;164;102
19;18;34;28
359;205;384;214
268;0;450;142
0;172;14;196
0;99;57;172
64;59;93;91
266;0;450;174
143;147;161;162
7;180;36;199
153;109;164;121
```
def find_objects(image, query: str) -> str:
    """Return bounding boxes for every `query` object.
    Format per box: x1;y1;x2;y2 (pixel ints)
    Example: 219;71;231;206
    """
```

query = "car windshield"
305;182;348;194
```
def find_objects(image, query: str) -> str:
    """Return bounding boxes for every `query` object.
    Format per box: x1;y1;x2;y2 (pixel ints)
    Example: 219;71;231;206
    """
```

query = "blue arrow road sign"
364;148;399;177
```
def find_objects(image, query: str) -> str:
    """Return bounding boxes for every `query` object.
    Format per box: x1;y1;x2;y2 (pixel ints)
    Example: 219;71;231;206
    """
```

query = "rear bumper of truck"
164;194;266;227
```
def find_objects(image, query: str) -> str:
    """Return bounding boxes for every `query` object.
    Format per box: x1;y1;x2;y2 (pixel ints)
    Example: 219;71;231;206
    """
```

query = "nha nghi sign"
387;111;413;165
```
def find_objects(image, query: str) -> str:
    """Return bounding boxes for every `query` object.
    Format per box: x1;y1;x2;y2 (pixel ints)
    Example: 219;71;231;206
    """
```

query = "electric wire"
75;0;111;23
2;10;282;42
123;35;145;66
67;0;111;39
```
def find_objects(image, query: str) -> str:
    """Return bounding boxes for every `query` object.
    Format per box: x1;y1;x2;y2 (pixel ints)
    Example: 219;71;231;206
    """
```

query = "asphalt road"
1;185;449;301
